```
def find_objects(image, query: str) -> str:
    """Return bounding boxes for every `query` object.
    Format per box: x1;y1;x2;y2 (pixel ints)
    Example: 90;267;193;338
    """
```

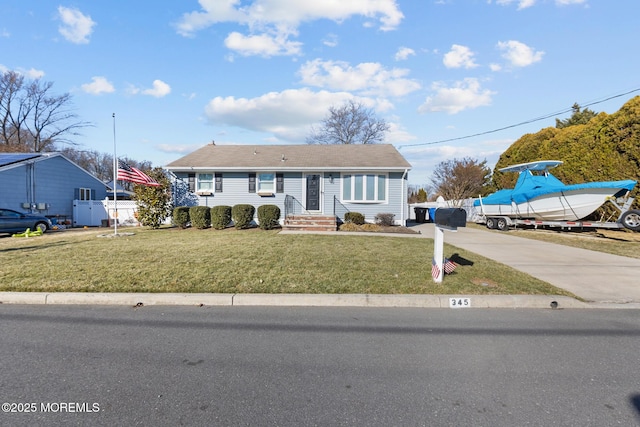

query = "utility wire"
398;87;640;149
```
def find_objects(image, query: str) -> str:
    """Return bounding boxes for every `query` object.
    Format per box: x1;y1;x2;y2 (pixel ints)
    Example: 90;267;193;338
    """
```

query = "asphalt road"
1;305;639;426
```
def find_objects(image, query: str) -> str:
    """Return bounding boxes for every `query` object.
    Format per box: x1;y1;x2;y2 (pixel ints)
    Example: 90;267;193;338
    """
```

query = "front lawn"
0;226;575;297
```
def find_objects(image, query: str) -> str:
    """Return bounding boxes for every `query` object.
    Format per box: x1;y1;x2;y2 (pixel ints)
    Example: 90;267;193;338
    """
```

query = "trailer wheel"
620;209;640;232
496;217;509;231
486;217;497;229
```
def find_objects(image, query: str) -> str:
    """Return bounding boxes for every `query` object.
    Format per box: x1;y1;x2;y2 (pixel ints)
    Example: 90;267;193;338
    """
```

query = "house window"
258;173;275;194
197;173;214;192
342;173;387;202
79;188;92;200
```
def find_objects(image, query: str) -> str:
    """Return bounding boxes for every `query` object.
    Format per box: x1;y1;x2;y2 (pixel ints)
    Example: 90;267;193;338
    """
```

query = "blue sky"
2;0;639;186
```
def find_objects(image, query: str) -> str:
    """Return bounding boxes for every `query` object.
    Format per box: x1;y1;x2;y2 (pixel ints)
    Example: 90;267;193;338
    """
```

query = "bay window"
342;173;387;202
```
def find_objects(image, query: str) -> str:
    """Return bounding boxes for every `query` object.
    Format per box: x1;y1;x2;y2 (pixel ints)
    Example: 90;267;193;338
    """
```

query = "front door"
305;174;320;211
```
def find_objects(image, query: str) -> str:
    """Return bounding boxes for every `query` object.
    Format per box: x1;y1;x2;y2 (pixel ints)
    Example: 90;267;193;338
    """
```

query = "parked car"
0;208;52;235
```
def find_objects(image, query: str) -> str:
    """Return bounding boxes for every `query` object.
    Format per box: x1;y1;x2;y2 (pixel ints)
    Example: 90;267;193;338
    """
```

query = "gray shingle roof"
165;144;411;171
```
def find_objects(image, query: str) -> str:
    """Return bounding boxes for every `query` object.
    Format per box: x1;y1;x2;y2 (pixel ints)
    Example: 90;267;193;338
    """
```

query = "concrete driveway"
411;223;640;305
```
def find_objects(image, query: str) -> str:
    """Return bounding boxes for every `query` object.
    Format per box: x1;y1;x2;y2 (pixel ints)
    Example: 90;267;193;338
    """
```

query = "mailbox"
434;208;467;229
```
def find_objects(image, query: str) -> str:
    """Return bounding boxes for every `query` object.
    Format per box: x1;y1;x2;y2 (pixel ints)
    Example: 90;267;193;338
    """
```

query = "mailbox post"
432;198;466;283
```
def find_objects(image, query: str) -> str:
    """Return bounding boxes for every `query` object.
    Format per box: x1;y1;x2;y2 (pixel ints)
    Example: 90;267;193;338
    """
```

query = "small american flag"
431;257;441;280
117;160;160;186
444;258;458;274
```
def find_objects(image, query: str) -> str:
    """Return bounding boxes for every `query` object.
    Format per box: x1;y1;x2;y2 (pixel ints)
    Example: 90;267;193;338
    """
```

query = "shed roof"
165;144;412;171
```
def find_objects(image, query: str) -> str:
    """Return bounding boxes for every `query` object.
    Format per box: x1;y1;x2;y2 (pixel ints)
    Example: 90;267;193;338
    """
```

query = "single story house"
164;144;412;229
0;152;108;225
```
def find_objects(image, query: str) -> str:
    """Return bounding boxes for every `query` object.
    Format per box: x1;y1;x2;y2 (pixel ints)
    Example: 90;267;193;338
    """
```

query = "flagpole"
112;113;118;235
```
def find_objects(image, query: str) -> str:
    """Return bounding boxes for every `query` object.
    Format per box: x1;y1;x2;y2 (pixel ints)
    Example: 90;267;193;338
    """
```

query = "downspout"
401;168;408;226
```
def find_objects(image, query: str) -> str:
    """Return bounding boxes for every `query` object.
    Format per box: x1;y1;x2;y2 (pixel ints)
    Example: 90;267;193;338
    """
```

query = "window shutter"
90;189;95;200
74;188;80;200
215;173;223;192
276;173;284;193
188;173;195;192
248;173;256;193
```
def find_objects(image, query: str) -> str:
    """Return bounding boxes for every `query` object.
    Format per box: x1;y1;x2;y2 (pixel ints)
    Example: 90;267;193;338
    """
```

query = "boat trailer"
476;194;640;232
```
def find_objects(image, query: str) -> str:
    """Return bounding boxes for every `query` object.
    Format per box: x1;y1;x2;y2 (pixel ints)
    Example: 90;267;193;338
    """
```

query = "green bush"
232;204;255;229
172;206;190;229
375;213;395;226
344;211;365;225
189;206;211;229
257;205;281;230
210;205;232;230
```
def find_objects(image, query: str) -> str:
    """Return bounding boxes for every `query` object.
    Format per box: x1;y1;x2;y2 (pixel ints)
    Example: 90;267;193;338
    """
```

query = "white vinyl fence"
73;200;139;227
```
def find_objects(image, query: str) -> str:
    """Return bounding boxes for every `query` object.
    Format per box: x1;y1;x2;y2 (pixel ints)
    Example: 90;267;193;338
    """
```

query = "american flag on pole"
433;257;458;280
431;257;441;280
117;159;160;186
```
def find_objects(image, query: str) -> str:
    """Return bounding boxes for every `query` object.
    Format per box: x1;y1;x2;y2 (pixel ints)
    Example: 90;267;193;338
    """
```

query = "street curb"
0;292;600;309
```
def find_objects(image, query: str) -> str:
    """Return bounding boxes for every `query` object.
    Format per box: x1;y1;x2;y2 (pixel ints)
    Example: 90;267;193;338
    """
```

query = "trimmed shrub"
173;206;190;229
375;213;395;226
189;206;211;229
232;204;255;229
210;205;232;230
257;204;281;230
344;211;365;225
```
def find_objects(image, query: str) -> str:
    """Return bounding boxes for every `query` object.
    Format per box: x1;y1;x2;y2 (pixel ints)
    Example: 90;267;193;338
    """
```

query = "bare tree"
0;71;28;150
0;71;90;152
306;100;390;145
430;158;492;205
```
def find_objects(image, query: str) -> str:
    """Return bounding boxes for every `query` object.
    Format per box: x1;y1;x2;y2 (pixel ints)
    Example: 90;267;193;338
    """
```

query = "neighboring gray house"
0;152;108;225
165;144;412;229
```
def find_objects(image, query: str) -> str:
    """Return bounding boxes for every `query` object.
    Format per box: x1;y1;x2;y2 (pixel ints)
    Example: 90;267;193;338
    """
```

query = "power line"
398;87;640;149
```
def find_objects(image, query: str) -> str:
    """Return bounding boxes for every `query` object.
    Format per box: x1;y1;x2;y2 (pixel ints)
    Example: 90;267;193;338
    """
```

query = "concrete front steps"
283;215;338;232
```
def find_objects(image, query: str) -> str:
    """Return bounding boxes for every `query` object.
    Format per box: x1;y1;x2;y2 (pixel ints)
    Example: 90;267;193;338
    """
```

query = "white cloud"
156;143;204;154
142;80;171;98
493;0;585;8
81;76;115;95
1;28;9;38
418;78;495;114
175;0;403;56
555;0;587;5
298;59;421;97
204;88;389;142
323;33;339;47
443;44;479;69
497;40;544;67
394;47;416;61
57;6;96;44
494;0;536;9
21;68;45;79
0;65;45;79
224;31;302;57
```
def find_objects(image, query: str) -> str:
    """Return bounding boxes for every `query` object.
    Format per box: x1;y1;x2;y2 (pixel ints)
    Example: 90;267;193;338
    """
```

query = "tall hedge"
232;204;255;229
172;206;190;229
211;205;232;230
257;204;281;230
189;206;211;229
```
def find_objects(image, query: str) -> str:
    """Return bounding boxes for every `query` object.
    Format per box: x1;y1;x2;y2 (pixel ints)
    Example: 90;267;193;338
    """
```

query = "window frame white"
341;172;388;203
196;173;214;193
257;172;276;195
